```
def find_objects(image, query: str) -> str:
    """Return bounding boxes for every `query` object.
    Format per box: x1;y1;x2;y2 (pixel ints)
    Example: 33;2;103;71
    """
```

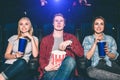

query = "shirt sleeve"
8;35;18;45
108;36;119;59
38;37;49;74
82;36;93;57
33;36;39;42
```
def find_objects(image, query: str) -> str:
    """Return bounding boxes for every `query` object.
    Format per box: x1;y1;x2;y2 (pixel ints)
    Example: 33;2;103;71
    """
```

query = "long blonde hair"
17;17;33;39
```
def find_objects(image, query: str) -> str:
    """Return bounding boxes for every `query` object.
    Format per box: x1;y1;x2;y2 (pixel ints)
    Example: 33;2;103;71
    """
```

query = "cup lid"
98;40;106;43
19;37;27;39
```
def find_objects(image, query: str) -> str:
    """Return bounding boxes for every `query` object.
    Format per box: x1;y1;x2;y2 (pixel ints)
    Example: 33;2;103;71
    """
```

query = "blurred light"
40;0;47;6
79;0;91;6
112;27;115;30
72;1;77;7
55;0;60;2
24;11;27;15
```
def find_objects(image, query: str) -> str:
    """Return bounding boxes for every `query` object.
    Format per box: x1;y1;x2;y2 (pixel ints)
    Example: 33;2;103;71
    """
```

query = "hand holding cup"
18;37;27;54
97;41;106;58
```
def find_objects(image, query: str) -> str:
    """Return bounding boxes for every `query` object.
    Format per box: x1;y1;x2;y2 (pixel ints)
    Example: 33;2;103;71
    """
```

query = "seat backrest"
115;24;120;54
42;23;75;36
0;25;2;54
2;23;18;54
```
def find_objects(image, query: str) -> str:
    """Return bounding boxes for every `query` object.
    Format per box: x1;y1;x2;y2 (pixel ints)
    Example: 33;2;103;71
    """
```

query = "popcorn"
51;50;66;65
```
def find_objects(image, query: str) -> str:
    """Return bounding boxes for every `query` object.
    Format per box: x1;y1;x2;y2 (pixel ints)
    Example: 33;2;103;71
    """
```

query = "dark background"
0;0;120;26
0;0;120;55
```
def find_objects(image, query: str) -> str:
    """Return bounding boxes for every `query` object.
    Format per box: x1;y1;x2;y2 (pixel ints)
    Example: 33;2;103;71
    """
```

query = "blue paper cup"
18;37;27;54
97;41;106;58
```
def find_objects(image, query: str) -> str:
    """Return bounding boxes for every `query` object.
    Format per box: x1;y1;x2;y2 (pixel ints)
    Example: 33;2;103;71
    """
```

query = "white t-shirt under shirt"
52;37;63;51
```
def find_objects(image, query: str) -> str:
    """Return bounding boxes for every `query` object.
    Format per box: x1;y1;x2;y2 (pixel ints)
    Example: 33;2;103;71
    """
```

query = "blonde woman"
0;17;38;80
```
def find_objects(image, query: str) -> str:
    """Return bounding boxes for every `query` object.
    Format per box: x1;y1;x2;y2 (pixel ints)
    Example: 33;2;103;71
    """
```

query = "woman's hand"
22;32;38;58
22;32;33;40
59;40;72;51
94;34;103;44
104;44;116;59
104;45;110;55
14;52;23;58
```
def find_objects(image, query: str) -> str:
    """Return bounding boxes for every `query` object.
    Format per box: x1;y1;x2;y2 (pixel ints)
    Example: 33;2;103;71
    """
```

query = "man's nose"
57;22;60;24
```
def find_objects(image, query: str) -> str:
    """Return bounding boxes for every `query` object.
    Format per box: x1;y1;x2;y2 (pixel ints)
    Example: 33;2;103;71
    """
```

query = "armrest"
0;55;5;66
115;55;120;66
28;57;39;71
75;56;91;77
28;57;40;80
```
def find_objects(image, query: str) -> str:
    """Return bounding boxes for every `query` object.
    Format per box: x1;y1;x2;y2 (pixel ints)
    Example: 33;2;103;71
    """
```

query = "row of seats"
0;23;120;54
0;23;120;80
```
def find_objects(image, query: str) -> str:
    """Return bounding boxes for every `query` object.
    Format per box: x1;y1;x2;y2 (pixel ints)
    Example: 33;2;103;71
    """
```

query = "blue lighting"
55;0;60;2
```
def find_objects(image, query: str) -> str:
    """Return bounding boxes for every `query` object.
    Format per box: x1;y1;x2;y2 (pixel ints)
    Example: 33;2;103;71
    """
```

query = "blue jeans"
0;58;28;80
42;56;76;80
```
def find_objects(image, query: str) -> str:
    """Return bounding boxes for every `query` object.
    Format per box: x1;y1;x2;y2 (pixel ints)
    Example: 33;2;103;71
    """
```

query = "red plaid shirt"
38;33;84;77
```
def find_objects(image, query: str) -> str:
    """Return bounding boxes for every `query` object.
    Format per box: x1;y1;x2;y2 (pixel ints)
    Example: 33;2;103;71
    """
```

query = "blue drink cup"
97;41;106;58
18;37;27;54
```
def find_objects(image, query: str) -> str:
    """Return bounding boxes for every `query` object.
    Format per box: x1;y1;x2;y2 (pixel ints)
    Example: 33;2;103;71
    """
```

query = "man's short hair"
54;13;64;19
53;13;65;23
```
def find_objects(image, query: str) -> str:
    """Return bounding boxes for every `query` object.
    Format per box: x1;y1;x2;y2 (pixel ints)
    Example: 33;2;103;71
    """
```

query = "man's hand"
45;59;60;71
59;40;72;51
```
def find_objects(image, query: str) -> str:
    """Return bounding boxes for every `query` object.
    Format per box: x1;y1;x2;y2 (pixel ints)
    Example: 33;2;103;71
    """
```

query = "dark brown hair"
92;16;106;33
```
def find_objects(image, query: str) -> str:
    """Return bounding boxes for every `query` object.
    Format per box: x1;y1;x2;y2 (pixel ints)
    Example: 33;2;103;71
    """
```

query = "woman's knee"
14;59;27;66
87;67;97;76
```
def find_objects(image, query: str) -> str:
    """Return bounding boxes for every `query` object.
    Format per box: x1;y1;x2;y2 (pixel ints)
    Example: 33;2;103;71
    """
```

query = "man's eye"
55;20;58;22
60;20;63;22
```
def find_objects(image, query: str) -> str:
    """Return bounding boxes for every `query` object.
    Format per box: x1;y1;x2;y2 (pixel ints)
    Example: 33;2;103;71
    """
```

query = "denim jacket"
82;34;119;67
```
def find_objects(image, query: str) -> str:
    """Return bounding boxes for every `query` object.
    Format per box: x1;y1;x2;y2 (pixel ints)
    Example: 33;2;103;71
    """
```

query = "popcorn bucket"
51;50;66;65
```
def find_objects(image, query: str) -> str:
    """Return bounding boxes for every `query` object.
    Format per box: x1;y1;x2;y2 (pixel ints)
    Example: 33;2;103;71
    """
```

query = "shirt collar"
93;33;106;40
